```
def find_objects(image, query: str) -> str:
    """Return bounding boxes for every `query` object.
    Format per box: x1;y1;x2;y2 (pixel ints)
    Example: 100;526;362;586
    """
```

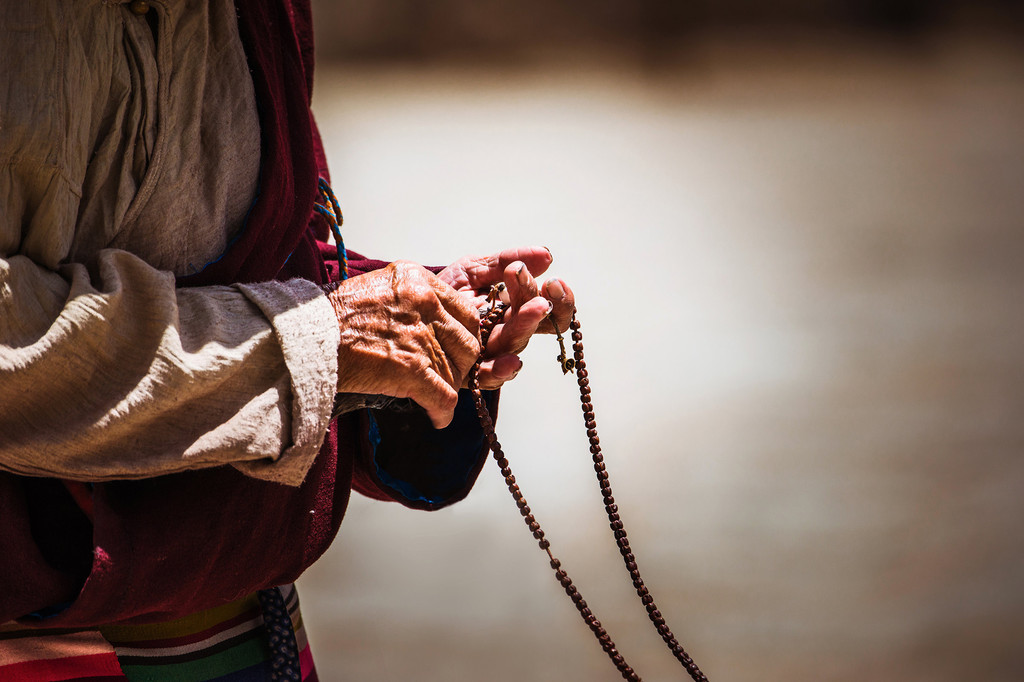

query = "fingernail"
546;278;565;300
546;300;554;315
500;358;523;380
517;263;529;285
544;246;553;259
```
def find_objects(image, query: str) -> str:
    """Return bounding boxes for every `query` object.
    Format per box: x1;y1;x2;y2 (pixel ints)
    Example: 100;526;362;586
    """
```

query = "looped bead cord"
469;290;709;682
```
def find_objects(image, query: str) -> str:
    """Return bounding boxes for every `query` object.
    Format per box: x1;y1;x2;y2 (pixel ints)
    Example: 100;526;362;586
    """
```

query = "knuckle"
408;285;436;310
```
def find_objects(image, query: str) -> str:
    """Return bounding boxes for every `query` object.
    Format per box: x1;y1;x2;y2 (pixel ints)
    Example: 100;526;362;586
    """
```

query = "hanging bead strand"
467;300;708;681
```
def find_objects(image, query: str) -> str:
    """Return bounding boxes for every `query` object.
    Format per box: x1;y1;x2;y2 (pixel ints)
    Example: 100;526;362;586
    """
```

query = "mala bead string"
468;298;708;682
567;315;708;681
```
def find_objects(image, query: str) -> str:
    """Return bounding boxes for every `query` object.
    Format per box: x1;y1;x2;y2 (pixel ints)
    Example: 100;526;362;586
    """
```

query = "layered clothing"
0;0;492;636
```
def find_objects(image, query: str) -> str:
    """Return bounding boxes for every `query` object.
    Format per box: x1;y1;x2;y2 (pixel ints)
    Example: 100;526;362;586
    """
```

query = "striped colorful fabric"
0;585;317;682
0;625;123;682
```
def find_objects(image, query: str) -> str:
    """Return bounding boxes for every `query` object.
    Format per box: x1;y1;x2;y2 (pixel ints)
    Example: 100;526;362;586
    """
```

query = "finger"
542;277;576;334
409;369;461;429
461;246;554;290
474;354;524;390
484;295;551;357
502;261;541;312
430;313;482;386
428;274;482;337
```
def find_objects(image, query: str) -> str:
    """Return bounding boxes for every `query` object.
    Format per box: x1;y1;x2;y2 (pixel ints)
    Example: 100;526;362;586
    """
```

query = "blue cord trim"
314;178;347;281
26;601;74;620
368;413;444;505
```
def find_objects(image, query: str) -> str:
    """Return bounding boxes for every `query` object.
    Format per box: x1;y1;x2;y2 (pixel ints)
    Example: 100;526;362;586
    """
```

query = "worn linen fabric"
0;1;338;486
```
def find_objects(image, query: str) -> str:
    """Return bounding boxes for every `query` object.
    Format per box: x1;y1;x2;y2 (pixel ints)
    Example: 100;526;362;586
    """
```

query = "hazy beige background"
297;19;1024;682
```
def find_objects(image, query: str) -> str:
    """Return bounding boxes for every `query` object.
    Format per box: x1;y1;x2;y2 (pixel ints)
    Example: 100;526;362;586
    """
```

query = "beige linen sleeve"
0;249;339;487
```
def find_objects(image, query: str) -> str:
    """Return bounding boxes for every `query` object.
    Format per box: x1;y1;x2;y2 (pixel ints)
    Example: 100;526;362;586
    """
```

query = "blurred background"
298;2;1024;680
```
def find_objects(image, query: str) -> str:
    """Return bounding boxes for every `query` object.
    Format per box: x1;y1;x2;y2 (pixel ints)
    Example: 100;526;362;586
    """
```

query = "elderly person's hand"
438;246;575;390
325;261;481;428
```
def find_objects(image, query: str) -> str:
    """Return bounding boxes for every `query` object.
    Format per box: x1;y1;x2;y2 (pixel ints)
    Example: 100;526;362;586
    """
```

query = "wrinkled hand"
439;246;575;390
326;261;481;428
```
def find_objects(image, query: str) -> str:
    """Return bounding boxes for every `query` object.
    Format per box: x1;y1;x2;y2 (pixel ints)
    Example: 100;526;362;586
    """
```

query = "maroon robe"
0;0;492;627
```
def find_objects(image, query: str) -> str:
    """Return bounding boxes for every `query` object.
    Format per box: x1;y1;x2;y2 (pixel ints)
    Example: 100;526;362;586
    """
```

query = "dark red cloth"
0;0;491;627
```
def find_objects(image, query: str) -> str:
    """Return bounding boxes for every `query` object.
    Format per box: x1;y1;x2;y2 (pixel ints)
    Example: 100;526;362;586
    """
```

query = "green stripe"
117;636;269;682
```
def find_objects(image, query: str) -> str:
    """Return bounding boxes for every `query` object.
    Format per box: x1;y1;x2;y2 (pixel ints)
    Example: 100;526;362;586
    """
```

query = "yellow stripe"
100;594;260;643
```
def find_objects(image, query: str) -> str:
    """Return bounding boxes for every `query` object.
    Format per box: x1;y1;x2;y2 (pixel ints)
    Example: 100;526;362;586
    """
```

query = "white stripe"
112;615;264;658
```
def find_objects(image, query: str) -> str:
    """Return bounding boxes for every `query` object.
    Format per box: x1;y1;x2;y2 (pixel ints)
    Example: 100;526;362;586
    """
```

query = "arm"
0;248;338;486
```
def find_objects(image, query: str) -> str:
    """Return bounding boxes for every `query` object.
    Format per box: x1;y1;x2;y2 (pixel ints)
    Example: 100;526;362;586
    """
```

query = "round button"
129;0;150;15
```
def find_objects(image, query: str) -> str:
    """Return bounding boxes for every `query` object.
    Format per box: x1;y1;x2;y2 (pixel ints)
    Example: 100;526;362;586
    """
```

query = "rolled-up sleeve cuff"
234;278;339;486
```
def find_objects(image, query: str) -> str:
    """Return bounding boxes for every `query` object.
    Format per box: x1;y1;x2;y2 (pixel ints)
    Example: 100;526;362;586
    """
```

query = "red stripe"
299;642;315;679
0;652;123;681
103;607;261;650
